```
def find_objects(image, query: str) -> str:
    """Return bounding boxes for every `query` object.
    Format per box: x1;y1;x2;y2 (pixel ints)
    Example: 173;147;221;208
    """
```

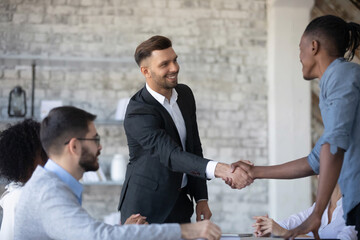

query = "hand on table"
124;213;148;225
180;220;221;240
283;212;321;240
253;214;288;237
196;200;212;221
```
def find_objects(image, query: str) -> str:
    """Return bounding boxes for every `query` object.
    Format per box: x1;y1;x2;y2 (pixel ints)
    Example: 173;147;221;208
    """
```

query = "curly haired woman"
0;119;47;239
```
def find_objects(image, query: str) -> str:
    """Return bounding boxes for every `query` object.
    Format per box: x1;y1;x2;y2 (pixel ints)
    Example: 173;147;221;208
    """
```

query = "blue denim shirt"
307;58;360;220
44;159;83;204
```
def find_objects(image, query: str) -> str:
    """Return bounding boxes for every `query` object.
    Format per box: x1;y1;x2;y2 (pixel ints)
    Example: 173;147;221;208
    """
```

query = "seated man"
14;106;221;240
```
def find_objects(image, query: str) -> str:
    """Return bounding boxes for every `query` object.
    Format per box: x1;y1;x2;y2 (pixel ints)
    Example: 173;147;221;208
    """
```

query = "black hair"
304;15;360;61
40;106;96;156
0;119;47;183
134;35;172;66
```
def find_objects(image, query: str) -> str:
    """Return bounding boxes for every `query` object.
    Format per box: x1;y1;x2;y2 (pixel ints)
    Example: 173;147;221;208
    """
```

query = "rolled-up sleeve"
320;67;360;155
307;136;322;174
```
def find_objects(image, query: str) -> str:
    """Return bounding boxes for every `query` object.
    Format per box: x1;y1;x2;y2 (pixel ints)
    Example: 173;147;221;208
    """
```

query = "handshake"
215;160;255;189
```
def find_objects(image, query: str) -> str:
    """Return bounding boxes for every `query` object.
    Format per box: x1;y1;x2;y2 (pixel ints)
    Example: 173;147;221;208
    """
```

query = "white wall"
267;0;314;220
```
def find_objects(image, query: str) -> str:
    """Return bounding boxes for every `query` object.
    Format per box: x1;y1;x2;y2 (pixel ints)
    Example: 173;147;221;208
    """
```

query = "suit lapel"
175;87;192;151
141;86;182;148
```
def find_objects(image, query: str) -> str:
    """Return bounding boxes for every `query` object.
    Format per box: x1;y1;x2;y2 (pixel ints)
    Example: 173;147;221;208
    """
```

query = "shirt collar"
44;159;83;204
321;57;345;82
146;83;178;105
328;57;345;69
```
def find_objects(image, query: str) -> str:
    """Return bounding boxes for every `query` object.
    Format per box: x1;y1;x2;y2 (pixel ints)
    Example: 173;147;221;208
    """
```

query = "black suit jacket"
118;84;210;224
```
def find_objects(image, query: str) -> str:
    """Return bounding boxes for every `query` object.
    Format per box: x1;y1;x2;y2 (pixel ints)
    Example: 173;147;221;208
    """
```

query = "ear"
140;66;151;79
67;138;81;157
311;40;319;55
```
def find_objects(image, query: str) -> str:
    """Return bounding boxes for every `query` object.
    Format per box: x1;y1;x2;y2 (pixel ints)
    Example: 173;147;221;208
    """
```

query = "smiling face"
142;47;179;96
299;34;317;80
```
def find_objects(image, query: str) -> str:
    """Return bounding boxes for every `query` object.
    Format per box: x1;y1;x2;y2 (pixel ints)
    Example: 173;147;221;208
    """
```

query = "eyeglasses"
64;136;101;147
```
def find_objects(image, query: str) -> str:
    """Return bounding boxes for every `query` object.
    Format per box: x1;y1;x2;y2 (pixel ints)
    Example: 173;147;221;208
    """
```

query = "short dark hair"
0;119;47;183
304;15;360;61
134;35;172;66
40;106;96;156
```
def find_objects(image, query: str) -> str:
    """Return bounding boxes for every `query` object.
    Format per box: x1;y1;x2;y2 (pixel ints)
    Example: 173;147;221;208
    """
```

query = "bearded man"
14;106;222;240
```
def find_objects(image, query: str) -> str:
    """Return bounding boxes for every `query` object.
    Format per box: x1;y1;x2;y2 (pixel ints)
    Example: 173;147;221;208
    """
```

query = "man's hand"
283;143;344;239
220;160;254;189
230;160;254;177
214;162;253;189
124;213;148;225
180;220;221;240
196;200;212;221
283;212;321;240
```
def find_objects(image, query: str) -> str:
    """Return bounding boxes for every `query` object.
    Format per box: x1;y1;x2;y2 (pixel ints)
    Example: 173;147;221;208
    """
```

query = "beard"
79;146;100;172
150;71;178;90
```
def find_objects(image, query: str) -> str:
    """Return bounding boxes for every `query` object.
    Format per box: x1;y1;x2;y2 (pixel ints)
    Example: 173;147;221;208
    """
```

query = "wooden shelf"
0;54;134;69
0;119;123;125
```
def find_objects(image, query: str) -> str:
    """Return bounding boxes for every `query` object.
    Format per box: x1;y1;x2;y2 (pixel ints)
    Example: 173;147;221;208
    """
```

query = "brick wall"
0;0;267;233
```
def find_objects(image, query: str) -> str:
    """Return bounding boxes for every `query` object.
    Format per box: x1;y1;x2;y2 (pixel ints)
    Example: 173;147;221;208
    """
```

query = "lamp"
8;86;27;117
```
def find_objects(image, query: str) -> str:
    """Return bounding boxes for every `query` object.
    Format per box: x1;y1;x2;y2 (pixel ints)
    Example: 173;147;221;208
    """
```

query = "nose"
98;143;102;151
170;61;179;73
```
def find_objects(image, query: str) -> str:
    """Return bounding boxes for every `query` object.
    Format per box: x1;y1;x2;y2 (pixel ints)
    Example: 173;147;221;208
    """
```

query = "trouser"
164;187;193;224
346;202;360;239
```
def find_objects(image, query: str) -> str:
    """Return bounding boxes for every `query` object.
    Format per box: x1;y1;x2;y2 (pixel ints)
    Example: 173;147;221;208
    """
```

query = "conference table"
197;235;335;240
218;236;338;240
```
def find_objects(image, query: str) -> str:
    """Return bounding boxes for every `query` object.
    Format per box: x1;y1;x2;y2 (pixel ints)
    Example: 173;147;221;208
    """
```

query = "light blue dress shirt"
44;159;83;204
307;58;360;220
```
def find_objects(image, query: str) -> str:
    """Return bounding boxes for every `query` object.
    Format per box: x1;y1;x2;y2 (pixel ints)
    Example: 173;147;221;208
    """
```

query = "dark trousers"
164;188;193;224
346;202;360;239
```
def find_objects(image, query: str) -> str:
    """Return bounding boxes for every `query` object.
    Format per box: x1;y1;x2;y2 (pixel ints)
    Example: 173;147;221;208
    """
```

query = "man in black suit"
118;35;252;224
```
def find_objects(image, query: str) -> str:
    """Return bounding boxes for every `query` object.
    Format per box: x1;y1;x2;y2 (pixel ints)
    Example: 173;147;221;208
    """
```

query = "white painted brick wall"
0;0;268;233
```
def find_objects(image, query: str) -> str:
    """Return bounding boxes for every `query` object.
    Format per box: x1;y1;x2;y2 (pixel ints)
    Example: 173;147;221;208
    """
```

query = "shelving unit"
0;55;128;186
0;54;134;68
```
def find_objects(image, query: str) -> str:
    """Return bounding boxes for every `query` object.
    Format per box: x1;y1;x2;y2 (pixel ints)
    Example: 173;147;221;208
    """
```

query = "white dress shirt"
278;198;357;240
0;182;23;240
146;84;218;188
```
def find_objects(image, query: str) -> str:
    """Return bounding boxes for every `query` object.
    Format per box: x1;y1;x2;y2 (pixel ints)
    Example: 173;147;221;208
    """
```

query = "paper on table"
221;233;253;239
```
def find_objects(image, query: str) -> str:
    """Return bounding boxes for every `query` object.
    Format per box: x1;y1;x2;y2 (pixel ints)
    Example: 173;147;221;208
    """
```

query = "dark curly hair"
0;119;47;183
304;15;360;61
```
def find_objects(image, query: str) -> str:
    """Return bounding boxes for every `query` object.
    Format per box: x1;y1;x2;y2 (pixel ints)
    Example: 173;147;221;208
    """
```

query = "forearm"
252;157;316;179
214;162;231;179
273;222;309;238
273;225;289;237
169;149;209;178
313;143;343;216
